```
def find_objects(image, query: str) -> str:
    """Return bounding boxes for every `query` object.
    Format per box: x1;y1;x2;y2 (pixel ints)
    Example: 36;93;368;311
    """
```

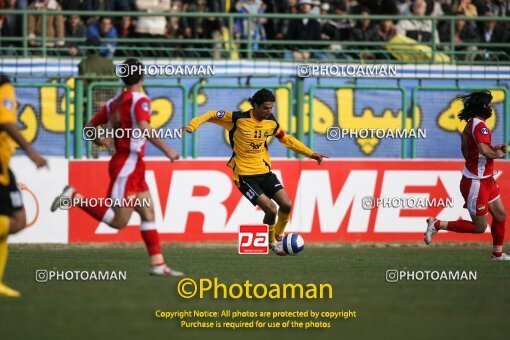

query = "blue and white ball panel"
282;233;304;255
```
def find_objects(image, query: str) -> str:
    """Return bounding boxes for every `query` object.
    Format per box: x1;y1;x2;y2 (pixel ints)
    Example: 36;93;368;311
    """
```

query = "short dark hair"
0;73;11;87
249;88;275;107
99;16;111;24
457;90;493;121
120;58;144;86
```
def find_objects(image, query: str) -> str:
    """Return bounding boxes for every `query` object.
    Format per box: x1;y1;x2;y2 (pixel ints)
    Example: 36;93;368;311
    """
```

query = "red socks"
445;220;478;233
491;218;506;257
72;192;164;257
140;222;162;256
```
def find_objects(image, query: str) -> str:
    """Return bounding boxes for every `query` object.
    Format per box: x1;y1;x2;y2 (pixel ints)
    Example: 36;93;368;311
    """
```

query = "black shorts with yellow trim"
0;168;23;215
236;172;283;206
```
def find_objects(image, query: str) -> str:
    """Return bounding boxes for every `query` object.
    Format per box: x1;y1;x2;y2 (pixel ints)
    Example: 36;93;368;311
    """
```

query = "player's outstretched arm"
275;130;328;164
138;120;180;162
184;110;234;133
0;123;48;168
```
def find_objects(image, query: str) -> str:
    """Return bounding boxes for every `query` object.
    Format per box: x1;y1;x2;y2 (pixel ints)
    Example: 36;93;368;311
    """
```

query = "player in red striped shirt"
51;58;183;275
425;90;509;260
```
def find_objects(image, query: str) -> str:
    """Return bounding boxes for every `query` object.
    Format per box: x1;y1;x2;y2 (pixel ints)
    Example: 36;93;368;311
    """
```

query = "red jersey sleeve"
89;104;108;126
473;121;491;145
134;97;151;123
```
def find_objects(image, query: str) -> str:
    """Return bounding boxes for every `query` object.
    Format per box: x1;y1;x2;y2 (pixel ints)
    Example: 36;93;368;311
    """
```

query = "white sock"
140;221;156;231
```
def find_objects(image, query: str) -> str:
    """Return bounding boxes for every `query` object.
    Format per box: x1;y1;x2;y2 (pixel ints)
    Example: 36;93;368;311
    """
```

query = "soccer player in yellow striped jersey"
185;88;328;255
0;74;48;297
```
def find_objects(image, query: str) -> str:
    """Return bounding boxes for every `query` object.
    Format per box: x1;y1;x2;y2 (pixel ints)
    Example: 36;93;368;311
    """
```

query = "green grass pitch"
1;243;509;340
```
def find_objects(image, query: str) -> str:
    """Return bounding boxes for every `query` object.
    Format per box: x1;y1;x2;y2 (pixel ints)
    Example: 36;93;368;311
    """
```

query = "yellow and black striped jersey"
188;109;313;178
0;82;17;185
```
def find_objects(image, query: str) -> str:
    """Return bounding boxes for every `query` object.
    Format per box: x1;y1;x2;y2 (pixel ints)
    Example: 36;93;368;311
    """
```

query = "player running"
184;88;328;256
425;90;509;260
51;58;183;276
0;74;48;297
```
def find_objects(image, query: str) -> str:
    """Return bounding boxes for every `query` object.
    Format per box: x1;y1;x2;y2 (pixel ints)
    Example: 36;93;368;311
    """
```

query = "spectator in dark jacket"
478;12;509;60
65;15;87;56
349;8;382;60
453;19;481;60
285;0;322;60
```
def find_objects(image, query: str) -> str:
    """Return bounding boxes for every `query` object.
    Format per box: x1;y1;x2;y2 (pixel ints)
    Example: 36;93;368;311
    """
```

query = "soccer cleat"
269;241;286;256
491;253;510;261
424;217;438;245
50;185;75;212
150;264;184;277
0;283;21;298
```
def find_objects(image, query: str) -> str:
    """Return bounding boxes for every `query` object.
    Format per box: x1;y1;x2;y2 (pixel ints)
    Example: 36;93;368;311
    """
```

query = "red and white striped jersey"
90;90;151;157
461;117;493;179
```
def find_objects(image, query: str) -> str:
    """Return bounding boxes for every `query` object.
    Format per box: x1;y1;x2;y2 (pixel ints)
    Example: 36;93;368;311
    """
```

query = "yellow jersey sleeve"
188;110;234;132
0;83;17;125
275;128;314;158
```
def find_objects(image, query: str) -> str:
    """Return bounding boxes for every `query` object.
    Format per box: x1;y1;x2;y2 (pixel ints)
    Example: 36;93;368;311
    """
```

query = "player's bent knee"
496;210;506;222
267;204;278;217
259;200;277;215
138;209;155;222
279;200;292;213
474;223;487;233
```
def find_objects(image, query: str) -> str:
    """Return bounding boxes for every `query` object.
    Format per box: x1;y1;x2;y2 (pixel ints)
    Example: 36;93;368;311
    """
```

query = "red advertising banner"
69;159;508;243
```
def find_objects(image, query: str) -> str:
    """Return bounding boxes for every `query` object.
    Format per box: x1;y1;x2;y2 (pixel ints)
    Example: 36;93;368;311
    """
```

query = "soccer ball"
282;233;304;256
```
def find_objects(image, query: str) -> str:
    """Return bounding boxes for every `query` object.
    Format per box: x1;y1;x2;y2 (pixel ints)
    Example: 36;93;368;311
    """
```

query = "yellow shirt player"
0;74;47;297
185;88;328;255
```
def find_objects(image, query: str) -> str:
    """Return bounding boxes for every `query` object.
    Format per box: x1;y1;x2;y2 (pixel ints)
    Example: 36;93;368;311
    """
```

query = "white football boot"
269;241;286;256
424;217;438;245
150;264;184;277
50;185;76;212
491;253;510;261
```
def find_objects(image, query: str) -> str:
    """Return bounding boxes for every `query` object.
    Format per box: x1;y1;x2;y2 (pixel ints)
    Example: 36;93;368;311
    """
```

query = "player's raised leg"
51;186;117;226
488;197;509;260
135;190;183;276
272;189;292;241
426;175;491;245
425;213;488;245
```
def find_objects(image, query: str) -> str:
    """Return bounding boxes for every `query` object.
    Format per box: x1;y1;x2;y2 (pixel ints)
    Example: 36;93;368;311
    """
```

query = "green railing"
13;82;71;158
1;10;509;64
191;84;293;158
411;86;509;159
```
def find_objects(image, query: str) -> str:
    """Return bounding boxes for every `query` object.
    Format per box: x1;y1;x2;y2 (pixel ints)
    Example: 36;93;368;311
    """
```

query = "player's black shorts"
236;172;283;206
0;168;23;215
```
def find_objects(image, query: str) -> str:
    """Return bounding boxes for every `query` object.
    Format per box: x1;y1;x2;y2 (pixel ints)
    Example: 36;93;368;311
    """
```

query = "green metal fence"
81;81;189;158
11;81;509;160
1;10;509;64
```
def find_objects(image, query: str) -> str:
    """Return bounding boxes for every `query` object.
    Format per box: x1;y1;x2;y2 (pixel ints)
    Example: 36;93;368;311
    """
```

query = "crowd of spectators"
0;0;509;61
